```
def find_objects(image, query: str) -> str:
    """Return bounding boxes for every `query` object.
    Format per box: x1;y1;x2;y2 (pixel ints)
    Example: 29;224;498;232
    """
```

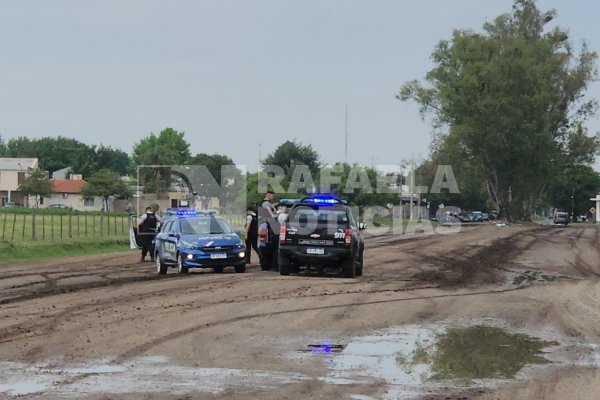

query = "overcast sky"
1;0;599;171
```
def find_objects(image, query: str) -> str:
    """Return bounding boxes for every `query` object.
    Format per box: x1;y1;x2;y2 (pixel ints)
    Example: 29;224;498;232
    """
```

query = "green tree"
416;135;492;212
263;140;320;175
543;164;600;219
398;0;598;221
18;168;52;208
0;135;7;156
81;169;132;212
189;153;243;207
6;136;96;177
93;145;131;176
243;173;262;208
316;163;399;210
132;128;191;194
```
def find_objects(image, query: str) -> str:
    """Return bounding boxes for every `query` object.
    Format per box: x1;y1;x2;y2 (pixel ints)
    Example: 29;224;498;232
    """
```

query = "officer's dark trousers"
140;233;156;259
245;234;259;263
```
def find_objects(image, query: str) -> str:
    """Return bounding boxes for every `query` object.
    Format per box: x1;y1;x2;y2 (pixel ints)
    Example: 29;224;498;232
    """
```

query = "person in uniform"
138;206;161;262
244;207;259;264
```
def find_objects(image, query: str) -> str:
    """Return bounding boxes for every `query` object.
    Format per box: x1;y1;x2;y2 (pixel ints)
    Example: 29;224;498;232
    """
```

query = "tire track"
115;285;527;362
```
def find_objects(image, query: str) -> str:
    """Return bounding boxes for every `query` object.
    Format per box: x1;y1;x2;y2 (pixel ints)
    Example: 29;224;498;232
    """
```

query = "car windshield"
289;206;349;226
179;217;234;235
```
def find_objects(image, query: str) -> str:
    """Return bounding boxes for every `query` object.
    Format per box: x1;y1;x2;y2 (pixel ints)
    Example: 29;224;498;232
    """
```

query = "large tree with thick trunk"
398;0;598;221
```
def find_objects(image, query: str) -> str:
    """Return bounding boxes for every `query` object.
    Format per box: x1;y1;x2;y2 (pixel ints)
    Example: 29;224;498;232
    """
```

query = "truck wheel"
356;252;363;277
156;253;168;275
342;257;356;278
177;254;189;274
279;253;291;276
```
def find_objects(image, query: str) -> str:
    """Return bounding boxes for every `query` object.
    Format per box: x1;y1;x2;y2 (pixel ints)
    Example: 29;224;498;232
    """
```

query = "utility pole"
258;143;262;172
409;165;415;221
571;186;575;222
344;105;348;165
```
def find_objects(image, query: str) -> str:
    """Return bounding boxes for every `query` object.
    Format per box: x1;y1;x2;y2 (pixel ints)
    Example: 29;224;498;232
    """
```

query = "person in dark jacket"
244;207;259;264
138;206;161;262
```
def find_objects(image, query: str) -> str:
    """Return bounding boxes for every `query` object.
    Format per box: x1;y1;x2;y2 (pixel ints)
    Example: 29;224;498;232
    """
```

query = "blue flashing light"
311;345;332;354
312;198;337;204
176;210;198;216
306;196;340;205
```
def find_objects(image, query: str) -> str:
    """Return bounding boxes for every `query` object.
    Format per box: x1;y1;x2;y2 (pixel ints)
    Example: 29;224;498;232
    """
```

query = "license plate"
210;253;227;259
306;248;325;255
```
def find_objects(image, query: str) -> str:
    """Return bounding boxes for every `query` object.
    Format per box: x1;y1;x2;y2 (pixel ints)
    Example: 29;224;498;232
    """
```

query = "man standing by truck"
257;191;279;270
138;206;161;262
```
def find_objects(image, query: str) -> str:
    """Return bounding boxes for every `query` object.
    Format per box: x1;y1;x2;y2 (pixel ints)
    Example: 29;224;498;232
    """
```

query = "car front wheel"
235;264;246;273
177;254;189;274
156;252;168;275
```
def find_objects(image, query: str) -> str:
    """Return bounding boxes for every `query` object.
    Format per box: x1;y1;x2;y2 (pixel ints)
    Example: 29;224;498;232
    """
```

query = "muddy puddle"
0;356;309;398
512;270;575;286
2;321;599;399
307;320;600;399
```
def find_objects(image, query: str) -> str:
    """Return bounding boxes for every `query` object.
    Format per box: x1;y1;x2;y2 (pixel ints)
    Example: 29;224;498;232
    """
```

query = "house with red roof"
44;175;105;211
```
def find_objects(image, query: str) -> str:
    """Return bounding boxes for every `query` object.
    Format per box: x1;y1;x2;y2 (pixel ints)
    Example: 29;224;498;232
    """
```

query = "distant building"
0;158;39;206
45;176;105;211
51;167;72;180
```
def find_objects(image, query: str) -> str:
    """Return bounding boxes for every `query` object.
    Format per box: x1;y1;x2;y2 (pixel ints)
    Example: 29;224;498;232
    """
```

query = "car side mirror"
358;222;367;230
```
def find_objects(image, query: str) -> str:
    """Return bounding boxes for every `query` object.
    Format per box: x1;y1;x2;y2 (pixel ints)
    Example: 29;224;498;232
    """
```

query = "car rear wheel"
213;266;224;273
156;252;168;275
177;254;189;274
279;253;291;276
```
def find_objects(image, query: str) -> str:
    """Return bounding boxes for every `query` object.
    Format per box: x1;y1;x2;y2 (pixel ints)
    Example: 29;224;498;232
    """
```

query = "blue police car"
154;210;247;275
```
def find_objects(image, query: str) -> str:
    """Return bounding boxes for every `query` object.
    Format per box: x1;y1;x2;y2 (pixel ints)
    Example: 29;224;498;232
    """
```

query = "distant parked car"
3;201;22;208
488;210;498;220
458;212;472;222
481;212;490;221
48;204;72;210
553;211;570;225
472;211;484;222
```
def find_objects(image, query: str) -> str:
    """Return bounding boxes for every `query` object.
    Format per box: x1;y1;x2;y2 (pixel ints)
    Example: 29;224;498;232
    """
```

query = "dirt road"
2;224;600;399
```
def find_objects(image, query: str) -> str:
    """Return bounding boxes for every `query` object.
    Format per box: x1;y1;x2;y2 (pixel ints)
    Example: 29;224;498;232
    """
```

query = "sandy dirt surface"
1;223;600;399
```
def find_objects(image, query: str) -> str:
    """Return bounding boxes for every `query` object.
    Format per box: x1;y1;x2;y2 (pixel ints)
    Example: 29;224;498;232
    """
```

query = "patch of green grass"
0;238;132;265
0;211;129;243
412;341;431;365
430;325;558;380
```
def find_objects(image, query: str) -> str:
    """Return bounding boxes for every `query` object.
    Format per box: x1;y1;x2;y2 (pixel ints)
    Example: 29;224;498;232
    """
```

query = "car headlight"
180;241;198;250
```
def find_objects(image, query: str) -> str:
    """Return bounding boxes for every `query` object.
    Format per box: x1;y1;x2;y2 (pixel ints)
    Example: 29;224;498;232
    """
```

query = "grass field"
0;210;129;243
0;238;131;265
0;209;131;263
0;208;248;265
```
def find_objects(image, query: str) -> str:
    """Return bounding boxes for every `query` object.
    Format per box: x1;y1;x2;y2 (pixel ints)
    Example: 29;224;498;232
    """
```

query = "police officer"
257;191;279;270
244;207;259;264
138;206;161;262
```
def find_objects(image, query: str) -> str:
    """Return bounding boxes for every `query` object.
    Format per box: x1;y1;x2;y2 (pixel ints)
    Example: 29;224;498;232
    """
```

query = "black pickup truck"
278;196;365;278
